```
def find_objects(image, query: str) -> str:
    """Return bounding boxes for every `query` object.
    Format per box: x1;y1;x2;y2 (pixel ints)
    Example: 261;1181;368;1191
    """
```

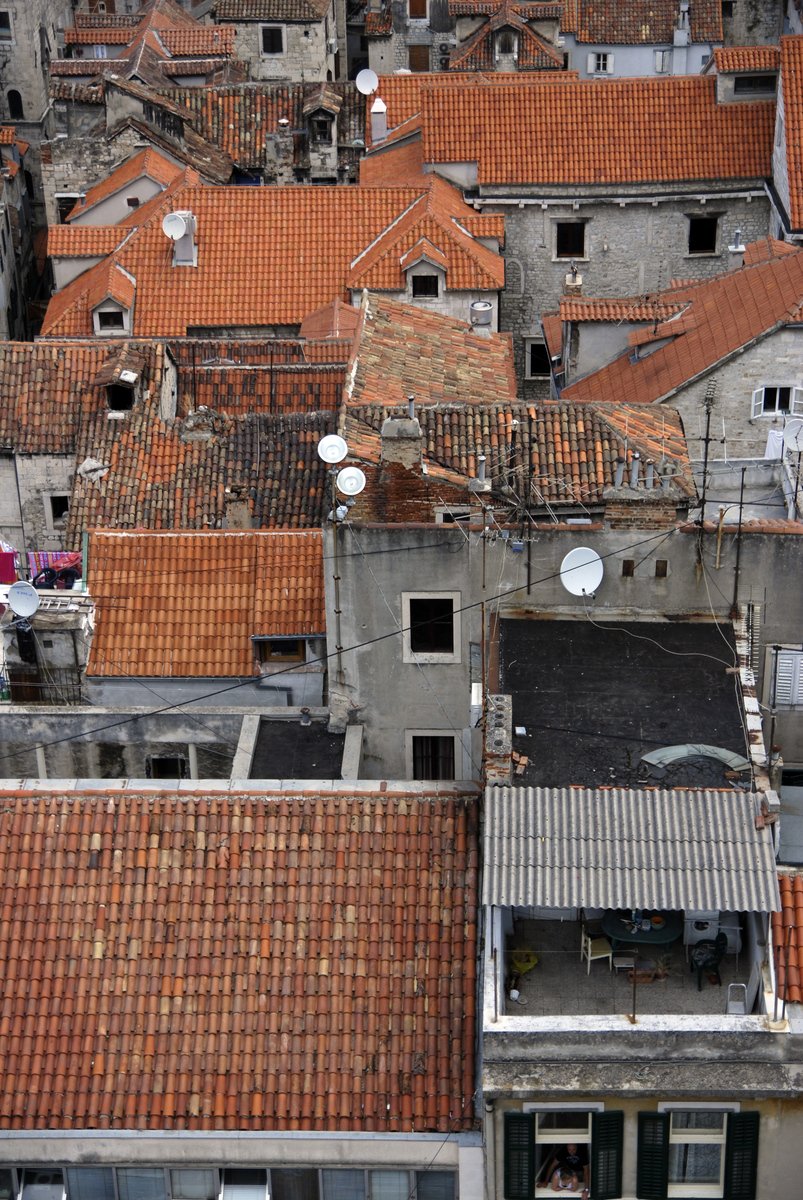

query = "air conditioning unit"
438;42;450;52
439;55;450;68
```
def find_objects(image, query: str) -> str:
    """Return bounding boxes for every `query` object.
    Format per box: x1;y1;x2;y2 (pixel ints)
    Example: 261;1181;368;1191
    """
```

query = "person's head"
559;1171;575;1189
566;1145;578;1155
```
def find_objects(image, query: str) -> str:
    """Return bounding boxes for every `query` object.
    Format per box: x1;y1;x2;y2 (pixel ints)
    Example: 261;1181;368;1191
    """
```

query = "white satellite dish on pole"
355;68;379;95
162;211;188;242
7;581;40;618
782;420;803;454
559;547;604;597
317;434;349;464
336;466;367;496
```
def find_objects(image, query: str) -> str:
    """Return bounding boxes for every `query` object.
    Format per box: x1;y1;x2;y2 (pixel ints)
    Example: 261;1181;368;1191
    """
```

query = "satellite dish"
355;68;379;95
161;212;188;242
336;465;367;496
782;420;803;454
317;434;349;464
8;581;41;618
559;546;604;597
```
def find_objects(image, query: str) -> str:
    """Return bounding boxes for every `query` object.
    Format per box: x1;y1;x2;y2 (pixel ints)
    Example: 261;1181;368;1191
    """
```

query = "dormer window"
93;302;130;336
106;383;134;411
733;74;777;95
97;310;124;331
412;274;439;298
312;117;332;144
497;30;517;56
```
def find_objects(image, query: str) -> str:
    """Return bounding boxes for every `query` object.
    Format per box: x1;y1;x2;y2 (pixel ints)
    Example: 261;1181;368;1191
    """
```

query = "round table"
601;910;683;952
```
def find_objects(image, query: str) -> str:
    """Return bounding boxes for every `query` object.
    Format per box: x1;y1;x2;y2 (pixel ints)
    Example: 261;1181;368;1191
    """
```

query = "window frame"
654;49;671;73
401;590;461;664
408;731;459;781
94;306;128;335
408;0;427;18
260;24;284;55
146;754;189;779
554;220;587;262
527;1105;599;1197
524;338;551;379
411;273;439;299
47;493;70;530
658;1105;739;1200
504;1105;623;1200
254;637;306;664
407;43;430;71
587;51;614;75
751;385;803;417
772;647;803;707
686;214;719;257
0;10;12;41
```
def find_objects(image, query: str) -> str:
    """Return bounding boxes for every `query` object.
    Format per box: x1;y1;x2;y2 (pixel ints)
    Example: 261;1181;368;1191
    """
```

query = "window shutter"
591;1111;624;1200
723;1112;759;1200
587;52;596;73
504;1112;535;1200
792;386;803;414
636;1113;669;1200
751;388;763;418
774;650;799;705
606;53;615;73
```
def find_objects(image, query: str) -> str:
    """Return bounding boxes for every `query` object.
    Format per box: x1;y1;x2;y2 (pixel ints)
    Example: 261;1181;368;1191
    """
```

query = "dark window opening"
556;221;585;259
412;274;439;298
147;755;187;779
271;1172;318;1200
0;12;10;38
97;309;125;330
687;215;718;255
126;196;140;208
622;559;635;578
412;735;455;780
721;0;734;16
497;30;515;54
7;89;23;120
762;386;791;413
261;25;283;54
49;495;70;522
256;638;305;663
734;73;776;93
409;597;454;654
312;117;331;143
106;383;134;410
655;559;668;578
527;340;551;377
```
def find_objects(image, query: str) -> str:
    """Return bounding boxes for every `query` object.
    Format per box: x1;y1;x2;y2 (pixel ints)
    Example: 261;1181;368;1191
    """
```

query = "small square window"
594;53;609;73
655;49;671;73
525;339;551;378
49;494;70;522
408;0;427;18
412;274;439;298
126;196;140;208
655;559;668;579
146;755;187;779
402;591;461;663
687;216;719;256
555;222;586;260
256;638;305;663
97;309;125;331
721;0;734;16
261;25;283;55
107;383;134;411
312;117;331;143
412;734;456;780
621;559;635;577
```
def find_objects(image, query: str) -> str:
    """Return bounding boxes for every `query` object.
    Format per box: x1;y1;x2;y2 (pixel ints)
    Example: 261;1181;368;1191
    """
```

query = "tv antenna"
559;547;604;597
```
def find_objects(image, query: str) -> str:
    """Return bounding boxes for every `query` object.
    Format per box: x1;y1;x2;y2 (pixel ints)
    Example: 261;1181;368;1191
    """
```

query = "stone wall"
229;9;336;82
16;453;76;551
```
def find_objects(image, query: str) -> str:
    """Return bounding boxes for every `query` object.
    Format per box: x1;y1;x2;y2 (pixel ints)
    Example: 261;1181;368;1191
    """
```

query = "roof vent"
162;210;197;267
370;96;387;143
470;299;493;337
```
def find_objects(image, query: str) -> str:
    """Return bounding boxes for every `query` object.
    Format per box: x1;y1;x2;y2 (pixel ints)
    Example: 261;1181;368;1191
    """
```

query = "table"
601;910;683;952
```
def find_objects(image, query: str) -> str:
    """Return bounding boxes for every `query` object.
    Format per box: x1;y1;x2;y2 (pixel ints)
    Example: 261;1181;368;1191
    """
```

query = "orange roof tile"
420;75;774;186
42;181;505;337
0;127;16;144
714;45;780;73
774;873;803;1004
159;27;235;54
299;298;362;340
562;244;803;405
0;787;479;1131
781;37;803;229
565;0;721;42
450;3;564;71
743;236;801;265
370;70;550;139
48;225;128;258
345;293;517;408
87;530;324;676
64;25;133;43
559;296;685;322
66;148;184;222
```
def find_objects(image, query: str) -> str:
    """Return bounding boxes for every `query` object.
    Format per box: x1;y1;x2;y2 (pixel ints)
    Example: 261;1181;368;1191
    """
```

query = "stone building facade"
214;0;340;81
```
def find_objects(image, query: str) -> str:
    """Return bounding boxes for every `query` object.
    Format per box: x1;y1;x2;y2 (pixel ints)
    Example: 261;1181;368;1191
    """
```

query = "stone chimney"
380;411;422;467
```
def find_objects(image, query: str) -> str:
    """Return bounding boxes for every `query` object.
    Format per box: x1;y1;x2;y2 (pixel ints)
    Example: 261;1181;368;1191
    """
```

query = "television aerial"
336;465;367;496
782;420;803;454
7;581;40;619
559;547;604;597
355;68;379;95
317;434;349;464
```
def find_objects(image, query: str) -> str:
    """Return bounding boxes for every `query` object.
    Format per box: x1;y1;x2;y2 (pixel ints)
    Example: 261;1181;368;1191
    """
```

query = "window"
408;44;430;71
7;90;23;120
146;755;188;779
637;1109;759;1200
402;592;460;663
0;11;11;40
106;383;134;411
96;309;125;332
255;638;305;663
721;0;734;16
126;196;140;208
504;1108;623;1200
223;1170;267;1200
734;73;776;94
49;494;70;523
66;1169;115;1200
621;559;635;578
555;221;586;260
93;44;107;58
170;1172;217;1200
525;339;551;378
312;117;331;143
655;49;671;73
774;648;803;706
587;52;613;75
408;0;427;17
261;25;283;54
118;1171;167;1200
411;734;456;780
412;273;439;298
751;385;803;417
655;559;668;579
497;30;516;55
687;215;719;256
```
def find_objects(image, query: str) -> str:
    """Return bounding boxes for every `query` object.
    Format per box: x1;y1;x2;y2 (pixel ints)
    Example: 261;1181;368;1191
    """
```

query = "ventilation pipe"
614;456;626;488
629;451;641;488
370;96;387;143
407;394;415;420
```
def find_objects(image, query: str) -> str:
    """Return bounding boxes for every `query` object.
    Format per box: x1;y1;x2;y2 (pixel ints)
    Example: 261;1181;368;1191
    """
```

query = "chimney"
614;456;626;488
728;228;746;270
469;299;493;337
380;411;422;467
629;451;641;488
563;260;582;296
370;96;387;143
469;453;491;493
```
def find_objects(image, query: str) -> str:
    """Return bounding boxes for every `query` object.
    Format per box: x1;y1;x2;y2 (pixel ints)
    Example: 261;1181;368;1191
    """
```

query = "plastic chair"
580;927;613;973
689;931;728;991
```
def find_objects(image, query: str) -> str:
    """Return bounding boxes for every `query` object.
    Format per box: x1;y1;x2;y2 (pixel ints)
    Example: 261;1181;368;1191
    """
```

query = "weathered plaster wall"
230;15;335;81
16;453;75;551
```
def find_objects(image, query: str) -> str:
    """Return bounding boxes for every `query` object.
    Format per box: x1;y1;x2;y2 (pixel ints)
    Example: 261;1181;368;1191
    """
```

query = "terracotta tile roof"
49;80;104;103
364;8;392;35
74;12;140;26
87;530;324;676
65;147;184;222
370;70;550;136
565;0;721;43
215;0;331;20
65;26;134;43
419;75;774;186
300;298;362;340
559;295;685;322
48;225;127;257
0;787;478;1131
159;27;235;54
562;244;803;405
344;400;694;505
450;3;564;71
360;133;425;186
176;359;347;415
0;127;16;144
42;181;504;337
743;236;801;264
345;293;517;407
774;873;803;1003
781;37;803;229
0;340;164;455
714;45;780;72
50;59;130;76
160;83;364;169
449;0;561;14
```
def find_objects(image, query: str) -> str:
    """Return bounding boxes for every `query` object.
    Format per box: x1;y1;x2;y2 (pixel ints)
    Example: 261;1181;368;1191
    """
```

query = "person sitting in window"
548;1144;589;1193
551;1168;580;1192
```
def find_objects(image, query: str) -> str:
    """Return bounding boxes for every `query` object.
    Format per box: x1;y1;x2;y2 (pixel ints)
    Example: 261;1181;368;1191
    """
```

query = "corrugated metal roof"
482;786;780;913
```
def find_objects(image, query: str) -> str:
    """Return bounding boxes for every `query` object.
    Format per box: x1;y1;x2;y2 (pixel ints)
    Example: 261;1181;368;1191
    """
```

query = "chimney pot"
630;452;641;489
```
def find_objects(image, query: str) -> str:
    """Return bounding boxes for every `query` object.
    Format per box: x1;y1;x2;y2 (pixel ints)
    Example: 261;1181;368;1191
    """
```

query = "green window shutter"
724;1112;760;1200
504;1112;535;1200
591;1110;624;1200
636;1113;669;1200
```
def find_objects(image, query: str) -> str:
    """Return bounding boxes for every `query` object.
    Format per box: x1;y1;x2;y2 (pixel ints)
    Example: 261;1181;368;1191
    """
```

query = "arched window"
7;90;23;120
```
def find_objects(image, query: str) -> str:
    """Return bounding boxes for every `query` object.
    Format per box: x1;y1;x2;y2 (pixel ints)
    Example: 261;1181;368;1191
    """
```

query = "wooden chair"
580;925;613;973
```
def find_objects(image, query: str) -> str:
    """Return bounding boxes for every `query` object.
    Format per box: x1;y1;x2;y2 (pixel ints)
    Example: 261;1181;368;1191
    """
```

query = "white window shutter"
606;53;615;74
775;650;801;705
792;386;803;414
751;387;763;418
587;52;596;73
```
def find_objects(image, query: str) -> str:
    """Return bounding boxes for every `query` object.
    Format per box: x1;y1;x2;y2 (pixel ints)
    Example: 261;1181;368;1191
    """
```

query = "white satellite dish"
317;434;349;464
782;420;803;454
7;581;41;618
355;68;379;95
559;546;604;597
336;465;367;496
161;212;188;242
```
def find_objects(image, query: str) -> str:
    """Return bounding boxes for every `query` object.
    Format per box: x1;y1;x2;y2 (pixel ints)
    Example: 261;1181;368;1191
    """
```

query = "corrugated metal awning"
482;786;780;912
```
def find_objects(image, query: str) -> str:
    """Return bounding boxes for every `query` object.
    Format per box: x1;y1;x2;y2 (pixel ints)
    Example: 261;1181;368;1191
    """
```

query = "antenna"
559;547;604;597
7;581;41;621
161;212;188;242
336;465;367;496
355;68;379;95
317;434;349;464
782;420;803;455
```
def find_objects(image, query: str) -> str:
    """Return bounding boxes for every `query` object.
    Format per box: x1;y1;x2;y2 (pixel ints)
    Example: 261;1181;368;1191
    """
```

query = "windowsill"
684;251;719;258
553;258;588;265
